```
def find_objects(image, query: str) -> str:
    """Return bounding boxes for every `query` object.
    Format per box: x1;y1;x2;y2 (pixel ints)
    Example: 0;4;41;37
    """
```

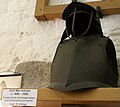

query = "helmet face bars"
48;2;118;91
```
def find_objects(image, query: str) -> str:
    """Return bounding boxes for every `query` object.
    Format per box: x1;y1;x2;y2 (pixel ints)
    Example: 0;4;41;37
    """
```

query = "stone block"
15;61;52;88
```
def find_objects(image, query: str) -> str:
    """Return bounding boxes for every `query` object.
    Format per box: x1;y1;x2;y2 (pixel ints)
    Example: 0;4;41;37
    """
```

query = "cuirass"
48;35;118;91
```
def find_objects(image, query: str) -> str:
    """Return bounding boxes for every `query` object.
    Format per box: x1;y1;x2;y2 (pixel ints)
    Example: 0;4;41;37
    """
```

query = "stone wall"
0;0;120;88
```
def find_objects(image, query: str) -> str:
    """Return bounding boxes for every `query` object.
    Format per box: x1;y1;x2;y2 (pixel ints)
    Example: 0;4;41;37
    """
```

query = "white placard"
1;89;38;106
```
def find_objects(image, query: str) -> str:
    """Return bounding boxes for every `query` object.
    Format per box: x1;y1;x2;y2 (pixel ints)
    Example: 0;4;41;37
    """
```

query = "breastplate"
48;35;118;91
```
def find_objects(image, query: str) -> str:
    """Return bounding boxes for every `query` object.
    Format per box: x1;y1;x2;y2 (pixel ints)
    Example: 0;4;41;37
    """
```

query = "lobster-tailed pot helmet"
48;2;118;91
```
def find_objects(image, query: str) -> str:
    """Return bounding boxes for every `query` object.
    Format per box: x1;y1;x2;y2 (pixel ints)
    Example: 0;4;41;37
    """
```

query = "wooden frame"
35;0;120;21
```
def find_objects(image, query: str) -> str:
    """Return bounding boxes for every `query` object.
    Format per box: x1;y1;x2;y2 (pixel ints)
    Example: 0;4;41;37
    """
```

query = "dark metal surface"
48;2;118;91
72;0;77;2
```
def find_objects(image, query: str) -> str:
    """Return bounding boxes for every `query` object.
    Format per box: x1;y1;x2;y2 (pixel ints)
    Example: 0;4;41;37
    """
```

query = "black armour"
48;2;118;91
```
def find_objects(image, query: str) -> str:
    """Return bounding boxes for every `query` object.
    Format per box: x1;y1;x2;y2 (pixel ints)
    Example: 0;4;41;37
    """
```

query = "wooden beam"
37;101;61;107
34;0;46;20
45;0;49;6
44;4;67;20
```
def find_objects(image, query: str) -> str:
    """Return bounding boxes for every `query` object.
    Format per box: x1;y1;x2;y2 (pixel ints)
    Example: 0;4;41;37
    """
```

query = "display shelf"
36;88;120;107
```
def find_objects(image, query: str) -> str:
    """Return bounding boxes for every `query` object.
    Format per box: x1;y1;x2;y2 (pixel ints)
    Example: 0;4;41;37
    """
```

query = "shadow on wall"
15;58;120;88
15;61;52;88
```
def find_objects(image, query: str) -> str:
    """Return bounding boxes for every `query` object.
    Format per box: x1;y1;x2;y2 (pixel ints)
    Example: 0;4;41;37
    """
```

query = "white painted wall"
0;0;120;74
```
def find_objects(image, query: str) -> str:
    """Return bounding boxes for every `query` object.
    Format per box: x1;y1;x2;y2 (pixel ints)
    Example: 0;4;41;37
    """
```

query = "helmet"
62;2;103;38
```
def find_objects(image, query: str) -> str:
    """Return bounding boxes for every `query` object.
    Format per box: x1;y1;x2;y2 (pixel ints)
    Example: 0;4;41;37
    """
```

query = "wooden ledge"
37;88;120;107
38;88;120;101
